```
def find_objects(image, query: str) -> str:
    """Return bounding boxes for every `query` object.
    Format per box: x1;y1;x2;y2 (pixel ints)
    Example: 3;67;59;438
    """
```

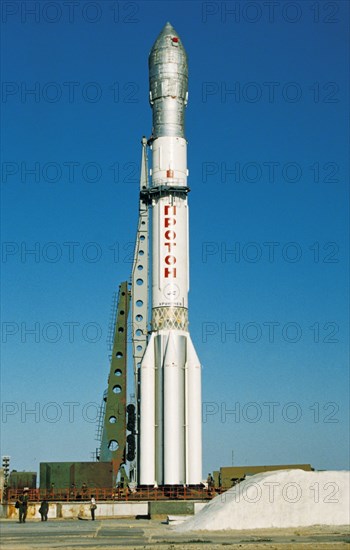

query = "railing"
5;486;223;503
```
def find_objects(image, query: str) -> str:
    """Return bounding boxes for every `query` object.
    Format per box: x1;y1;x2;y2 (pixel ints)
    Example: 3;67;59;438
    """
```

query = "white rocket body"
139;23;202;486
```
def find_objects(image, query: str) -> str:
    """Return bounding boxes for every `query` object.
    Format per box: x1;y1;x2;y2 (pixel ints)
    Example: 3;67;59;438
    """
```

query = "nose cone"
149;23;188;138
149;22;186;59
149;22;188;104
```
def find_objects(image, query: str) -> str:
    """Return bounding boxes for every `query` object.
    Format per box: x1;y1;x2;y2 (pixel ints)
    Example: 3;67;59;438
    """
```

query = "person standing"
18;489;29;523
90;495;96;520
69;483;77;499
39;500;49;521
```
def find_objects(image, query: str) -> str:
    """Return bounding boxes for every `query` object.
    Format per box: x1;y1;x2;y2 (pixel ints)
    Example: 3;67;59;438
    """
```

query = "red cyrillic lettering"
165;255;176;265
164;230;176;240
164;267;176;278
164;217;176;228
164;205;176;215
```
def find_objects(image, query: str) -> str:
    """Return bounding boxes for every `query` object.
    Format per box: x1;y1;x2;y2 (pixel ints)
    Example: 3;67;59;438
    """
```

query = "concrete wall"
5;501;147;519
4;500;205;519
148;500;195;518
7;503;58;520
0;504;8;518
60;502;148;519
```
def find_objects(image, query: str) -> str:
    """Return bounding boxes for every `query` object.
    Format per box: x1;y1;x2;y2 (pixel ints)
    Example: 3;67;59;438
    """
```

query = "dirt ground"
150;523;350;549
0;519;349;549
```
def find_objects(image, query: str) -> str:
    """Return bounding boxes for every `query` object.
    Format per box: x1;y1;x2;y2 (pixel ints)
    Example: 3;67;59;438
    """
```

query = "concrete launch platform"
0;518;349;549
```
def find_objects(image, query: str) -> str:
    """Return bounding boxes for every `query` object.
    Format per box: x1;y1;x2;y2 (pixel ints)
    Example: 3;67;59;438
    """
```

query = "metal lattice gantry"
99;282;130;482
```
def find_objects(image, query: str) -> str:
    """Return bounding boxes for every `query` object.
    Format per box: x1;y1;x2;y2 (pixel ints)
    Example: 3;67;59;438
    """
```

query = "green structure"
40;462;113;491
214;464;313;489
98;282;131;482
8;471;37;490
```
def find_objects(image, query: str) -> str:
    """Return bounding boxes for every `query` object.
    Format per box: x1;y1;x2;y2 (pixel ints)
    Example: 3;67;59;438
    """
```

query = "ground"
0;519;349;549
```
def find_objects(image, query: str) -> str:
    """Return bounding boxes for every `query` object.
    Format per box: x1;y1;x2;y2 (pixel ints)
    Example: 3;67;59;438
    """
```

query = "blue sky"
1;0;349;479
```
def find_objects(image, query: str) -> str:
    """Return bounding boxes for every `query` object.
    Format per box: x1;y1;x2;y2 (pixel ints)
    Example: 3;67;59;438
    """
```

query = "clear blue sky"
1;1;349;479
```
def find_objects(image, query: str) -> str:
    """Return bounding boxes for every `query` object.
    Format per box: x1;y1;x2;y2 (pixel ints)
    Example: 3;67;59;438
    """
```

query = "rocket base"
139;330;202;487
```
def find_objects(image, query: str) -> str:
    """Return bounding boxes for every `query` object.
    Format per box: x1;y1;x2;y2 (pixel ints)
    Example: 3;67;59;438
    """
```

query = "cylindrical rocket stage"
139;22;202;487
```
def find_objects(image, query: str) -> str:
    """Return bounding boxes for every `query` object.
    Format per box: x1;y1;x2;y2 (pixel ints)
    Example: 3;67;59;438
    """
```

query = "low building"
40;461;114;492
215;464;313;488
8;470;37;490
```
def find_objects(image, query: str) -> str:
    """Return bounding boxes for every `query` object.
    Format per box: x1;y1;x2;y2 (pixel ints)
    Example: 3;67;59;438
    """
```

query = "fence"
4;485;223;503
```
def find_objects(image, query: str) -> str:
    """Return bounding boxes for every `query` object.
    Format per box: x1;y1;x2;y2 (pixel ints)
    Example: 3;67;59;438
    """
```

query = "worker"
207;473;214;488
90;495;97;520
39;499;49;521
69;483;77;499
18;489;29;523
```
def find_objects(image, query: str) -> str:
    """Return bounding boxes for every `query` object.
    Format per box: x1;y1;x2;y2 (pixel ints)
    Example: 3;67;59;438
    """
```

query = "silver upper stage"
149;22;188;139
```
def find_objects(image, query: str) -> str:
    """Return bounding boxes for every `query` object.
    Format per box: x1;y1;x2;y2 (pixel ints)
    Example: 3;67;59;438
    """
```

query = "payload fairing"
138;23;202;486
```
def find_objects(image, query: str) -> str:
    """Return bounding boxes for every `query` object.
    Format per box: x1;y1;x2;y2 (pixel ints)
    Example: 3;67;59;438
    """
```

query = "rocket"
139;23;202;486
